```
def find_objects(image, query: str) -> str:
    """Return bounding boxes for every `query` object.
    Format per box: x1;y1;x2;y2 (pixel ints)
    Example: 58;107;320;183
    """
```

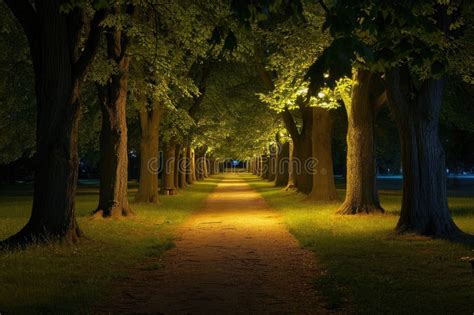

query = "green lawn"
247;174;474;314
0;177;220;313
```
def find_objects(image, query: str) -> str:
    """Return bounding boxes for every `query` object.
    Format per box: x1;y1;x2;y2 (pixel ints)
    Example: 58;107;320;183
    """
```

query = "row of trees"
0;0;473;249
242;0;474;242
0;0;279;249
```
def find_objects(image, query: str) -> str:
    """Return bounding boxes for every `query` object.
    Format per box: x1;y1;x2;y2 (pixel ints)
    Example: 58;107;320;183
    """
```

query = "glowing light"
297;87;308;95
324;73;329;78
318;92;325;98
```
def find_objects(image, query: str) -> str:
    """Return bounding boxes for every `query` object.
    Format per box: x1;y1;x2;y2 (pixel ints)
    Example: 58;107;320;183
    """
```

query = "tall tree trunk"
274;141;289;187
268;145;277;181
258;156;263;177
282;107;313;193
208;158;217;175
94;7;134;218
134;105;163;203
338;69;383;214
5;66;83;245
178;147;187;189
203;153;209;178
160;140;177;195
186;146;195;185
256;58;312;191
309;107;338;202
1;1;104;248
262;155;270;179
174;144;181;188
94;60;132;217
195;147;206;181
293;134;313;193
286;140;296;190
385;68;469;240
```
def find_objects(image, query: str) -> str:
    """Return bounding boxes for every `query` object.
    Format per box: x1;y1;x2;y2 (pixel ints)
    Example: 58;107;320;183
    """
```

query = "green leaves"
309;0;471;82
223;30;238;52
305;37;355;93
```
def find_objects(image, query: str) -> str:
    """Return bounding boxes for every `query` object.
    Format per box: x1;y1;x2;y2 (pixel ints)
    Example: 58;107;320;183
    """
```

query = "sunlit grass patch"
247;174;474;314
0;176;220;313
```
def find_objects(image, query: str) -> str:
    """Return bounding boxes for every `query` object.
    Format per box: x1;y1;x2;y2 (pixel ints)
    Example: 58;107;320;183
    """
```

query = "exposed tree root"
91;206;134;218
0;223;83;252
337;202;385;215
134;192;159;204
396;223;474;245
159;188;178;196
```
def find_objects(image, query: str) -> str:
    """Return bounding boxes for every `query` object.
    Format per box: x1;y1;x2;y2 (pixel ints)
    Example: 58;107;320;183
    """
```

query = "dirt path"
98;173;326;314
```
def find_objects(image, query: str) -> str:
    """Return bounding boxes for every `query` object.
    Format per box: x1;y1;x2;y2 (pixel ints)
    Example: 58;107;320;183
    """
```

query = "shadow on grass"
245;173;474;314
0;175;222;313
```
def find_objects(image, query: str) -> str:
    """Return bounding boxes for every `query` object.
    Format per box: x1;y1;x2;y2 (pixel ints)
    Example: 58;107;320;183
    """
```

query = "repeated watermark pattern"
146;157;329;176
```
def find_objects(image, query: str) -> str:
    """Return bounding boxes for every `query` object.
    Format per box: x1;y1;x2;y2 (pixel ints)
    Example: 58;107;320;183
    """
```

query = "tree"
255;2;333;194
308;0;474;240
93;3;134;217
193;60;278;165
134;98;164;202
309;106;337;202
336;71;385;214
1;0;105;248
273;135;290;187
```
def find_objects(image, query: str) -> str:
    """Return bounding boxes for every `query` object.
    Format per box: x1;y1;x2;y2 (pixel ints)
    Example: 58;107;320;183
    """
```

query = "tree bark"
178;147;187;189
195;146;207;181
274;141;289;187
174;144;181;188
134;104;163;203
186;146;195;185
252;157;257;175
203;153;209;178
293;134;313;193
338;69;383;214
309;107;338;202
286;140;297;190
94;44;132;217
208;157;218;175
385;68;470;241
268;145;277;181
282;108;313;193
1;1;104;248
160;140;177;195
262;155;270;179
93;5;135;218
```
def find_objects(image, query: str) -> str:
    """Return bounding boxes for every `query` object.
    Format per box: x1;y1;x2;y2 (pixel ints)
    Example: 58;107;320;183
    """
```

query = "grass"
0;176;220;314
246;174;474;314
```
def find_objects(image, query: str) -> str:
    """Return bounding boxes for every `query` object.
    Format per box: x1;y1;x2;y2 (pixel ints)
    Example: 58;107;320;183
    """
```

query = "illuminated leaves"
310;0;473;84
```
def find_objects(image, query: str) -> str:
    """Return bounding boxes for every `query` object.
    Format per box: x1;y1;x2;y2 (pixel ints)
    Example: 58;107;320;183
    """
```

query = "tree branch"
119;4;136;60
189;63;212;119
281;109;300;142
74;9;107;79
317;0;330;15
256;62;275;91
